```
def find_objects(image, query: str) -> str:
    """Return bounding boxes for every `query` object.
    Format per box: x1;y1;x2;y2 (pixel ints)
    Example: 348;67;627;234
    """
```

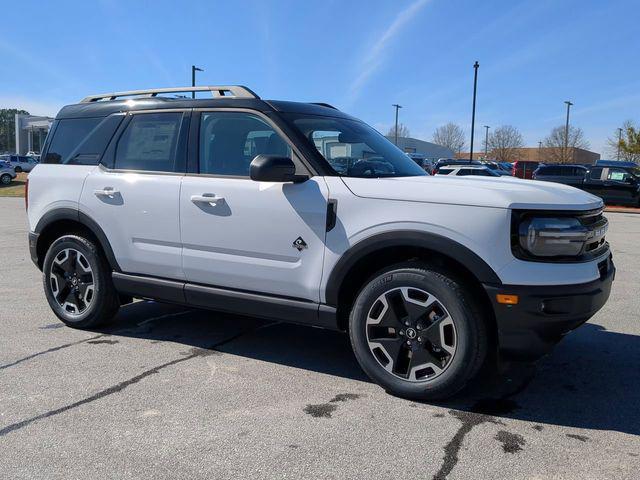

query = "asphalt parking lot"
1;197;639;479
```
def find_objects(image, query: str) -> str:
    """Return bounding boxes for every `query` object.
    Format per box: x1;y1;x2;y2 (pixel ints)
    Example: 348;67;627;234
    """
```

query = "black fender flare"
34;208;121;271
324;230;501;307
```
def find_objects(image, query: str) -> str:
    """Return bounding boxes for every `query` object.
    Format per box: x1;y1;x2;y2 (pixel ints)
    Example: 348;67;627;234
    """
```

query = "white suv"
27;86;614;400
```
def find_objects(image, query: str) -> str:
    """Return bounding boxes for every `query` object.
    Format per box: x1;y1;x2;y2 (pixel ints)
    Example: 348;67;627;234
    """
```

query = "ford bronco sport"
27;86;614;400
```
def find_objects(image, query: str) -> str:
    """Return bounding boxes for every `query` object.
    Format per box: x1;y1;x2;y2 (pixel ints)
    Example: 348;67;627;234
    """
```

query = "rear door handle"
94;187;119;197
191;194;224;205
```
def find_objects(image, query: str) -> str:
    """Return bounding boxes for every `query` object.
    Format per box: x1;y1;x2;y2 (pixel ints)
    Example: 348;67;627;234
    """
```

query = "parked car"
433;159;482;173
580;165;640;206
512;160;540;179
499;162;513;172
532;164;587;187
3;154;39;173
27;85;614;401
482;161;512;176
435;165;501;177
1;162;17;185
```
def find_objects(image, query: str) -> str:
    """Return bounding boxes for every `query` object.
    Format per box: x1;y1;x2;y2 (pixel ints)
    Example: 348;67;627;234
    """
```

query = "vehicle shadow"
100;301;640;436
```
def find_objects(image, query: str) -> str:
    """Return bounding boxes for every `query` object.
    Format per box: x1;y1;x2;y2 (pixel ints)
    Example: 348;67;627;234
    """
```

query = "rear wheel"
42;235;120;328
14;166;22;173
0;174;11;185
349;263;488;400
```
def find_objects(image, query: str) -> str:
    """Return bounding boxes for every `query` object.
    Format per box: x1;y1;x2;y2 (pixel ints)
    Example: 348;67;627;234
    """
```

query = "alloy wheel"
49;248;95;316
366;287;457;382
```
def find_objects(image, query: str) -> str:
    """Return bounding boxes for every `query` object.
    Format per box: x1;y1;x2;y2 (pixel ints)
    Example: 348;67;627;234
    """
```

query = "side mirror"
250;155;307;183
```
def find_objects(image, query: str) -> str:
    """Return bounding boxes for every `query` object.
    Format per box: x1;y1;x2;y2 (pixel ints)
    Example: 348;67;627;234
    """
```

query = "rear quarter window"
44;116;122;165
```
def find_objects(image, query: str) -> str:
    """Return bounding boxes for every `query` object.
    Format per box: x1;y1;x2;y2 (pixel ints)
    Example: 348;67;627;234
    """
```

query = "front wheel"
42;234;120;328
349;264;488;400
14;166;22;173
0;174;11;185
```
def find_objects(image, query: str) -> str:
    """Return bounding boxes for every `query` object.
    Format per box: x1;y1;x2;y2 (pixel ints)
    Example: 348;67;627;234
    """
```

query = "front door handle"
191;194;225;206
94;187;119;197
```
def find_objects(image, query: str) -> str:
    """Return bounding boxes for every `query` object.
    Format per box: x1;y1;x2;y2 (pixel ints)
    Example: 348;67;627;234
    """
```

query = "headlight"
519;217;588;257
513;210;609;261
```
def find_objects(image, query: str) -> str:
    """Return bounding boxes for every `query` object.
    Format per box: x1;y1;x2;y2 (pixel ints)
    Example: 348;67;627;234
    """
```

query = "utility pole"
191;65;204;98
469;61;479;163
483;125;490;159
617;127;623;161
538;141;543;162
564;100;573;162
392;104;402;146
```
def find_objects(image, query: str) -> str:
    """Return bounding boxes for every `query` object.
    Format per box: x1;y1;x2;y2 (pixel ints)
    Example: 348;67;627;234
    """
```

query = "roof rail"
80;85;259;103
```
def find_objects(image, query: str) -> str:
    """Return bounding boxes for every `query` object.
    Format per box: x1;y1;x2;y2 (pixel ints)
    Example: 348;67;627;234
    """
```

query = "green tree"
619;122;640;156
0;108;30;153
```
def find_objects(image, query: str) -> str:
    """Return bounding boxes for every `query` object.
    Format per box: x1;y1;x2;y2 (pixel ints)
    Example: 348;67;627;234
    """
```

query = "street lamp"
617;127;623;161
483;125;490;159
469;61;480;163
564;100;573;161
392;104;402;146
191;65;204;98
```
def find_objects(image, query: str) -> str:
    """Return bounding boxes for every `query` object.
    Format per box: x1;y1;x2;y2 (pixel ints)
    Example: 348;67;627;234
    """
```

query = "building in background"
385;136;455;160
455;147;600;165
15;114;53;155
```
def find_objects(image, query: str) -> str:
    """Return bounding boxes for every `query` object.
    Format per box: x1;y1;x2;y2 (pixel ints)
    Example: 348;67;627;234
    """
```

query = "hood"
341;175;603;211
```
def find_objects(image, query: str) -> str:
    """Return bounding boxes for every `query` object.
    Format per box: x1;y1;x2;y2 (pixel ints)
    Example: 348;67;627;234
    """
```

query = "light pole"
564;100;573;162
538;141;543;161
617;127;623;161
392;104;402;146
469;61;479;163
191;65;204;98
483;125;490;159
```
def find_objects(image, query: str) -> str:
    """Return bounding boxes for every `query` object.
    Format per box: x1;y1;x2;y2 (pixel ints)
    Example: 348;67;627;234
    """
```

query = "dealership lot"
0;197;638;479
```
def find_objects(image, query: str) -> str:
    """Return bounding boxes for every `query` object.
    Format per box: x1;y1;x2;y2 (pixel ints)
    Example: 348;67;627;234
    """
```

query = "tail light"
25;177;29;211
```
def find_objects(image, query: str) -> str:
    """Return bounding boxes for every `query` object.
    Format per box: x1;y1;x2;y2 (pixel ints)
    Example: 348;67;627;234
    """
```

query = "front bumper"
484;254;615;361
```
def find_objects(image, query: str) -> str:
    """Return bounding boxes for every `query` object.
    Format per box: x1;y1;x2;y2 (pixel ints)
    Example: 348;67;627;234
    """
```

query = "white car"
1;161;17;185
3;154;39;173
435;165;501;177
26;85;614;400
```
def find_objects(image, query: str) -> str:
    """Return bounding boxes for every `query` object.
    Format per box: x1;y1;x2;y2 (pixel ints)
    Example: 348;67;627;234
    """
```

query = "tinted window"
199;112;291;176
115;113;183;172
589;167;603;180
44;118;102;164
438;168;454;175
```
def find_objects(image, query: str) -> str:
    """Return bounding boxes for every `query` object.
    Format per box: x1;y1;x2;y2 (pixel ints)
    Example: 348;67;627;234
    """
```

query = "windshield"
284;114;427;178
629;167;640;177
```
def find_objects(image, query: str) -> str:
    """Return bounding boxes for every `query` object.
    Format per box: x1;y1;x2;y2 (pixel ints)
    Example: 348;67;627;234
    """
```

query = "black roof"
56;96;355;120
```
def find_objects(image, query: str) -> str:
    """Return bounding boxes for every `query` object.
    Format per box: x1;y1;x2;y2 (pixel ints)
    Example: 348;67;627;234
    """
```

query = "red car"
512;161;540;179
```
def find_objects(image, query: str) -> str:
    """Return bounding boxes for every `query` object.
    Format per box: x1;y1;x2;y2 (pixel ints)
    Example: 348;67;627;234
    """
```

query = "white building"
15;114;54;155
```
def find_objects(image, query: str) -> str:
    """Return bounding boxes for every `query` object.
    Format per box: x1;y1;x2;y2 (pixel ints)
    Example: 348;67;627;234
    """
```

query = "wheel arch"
325;231;500;339
33;208;120;272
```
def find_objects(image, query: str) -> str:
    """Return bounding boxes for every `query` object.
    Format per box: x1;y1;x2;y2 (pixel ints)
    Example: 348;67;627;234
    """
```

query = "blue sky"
1;0;639;155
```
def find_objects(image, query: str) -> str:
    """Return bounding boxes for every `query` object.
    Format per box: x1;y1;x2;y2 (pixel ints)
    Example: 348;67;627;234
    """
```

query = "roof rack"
80;85;259;103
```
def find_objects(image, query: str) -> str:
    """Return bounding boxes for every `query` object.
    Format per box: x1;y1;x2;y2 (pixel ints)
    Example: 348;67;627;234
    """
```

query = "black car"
582;165;640;206
532;164;587;187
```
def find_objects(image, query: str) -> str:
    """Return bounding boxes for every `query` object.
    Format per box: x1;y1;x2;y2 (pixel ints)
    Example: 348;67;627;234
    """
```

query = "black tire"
42;234;120;328
0;174;11;185
14;166;22;173
349;263;488;401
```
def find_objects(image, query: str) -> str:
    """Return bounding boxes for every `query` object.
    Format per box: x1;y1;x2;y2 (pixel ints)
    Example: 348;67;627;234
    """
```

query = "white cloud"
348;0;432;104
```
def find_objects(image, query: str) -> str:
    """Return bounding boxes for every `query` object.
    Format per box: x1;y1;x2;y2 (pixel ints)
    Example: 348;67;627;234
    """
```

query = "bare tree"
484;125;524;162
606;120;640;162
543;125;590;163
432;123;466;153
386;123;410;139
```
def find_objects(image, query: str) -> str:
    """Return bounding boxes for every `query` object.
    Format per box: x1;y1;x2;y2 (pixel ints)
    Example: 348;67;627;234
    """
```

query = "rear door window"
589;167;604;180
115;113;184;172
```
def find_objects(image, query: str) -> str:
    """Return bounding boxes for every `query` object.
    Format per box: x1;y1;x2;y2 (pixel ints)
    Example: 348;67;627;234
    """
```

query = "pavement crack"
0;326;263;437
0;334;107;371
